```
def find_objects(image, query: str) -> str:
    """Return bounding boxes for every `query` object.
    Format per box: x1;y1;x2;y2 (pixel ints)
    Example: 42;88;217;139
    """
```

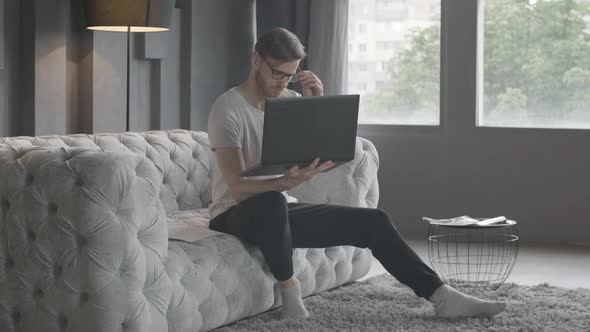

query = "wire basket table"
427;220;519;290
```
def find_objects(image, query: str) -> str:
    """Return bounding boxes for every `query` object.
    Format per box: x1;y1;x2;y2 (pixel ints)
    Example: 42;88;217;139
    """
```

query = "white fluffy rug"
213;274;590;332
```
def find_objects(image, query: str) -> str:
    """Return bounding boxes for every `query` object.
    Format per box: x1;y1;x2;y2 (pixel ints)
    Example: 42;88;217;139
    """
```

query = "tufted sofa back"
0;130;213;215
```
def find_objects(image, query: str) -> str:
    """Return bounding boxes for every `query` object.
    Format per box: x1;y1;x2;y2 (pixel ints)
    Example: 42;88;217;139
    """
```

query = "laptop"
240;94;360;177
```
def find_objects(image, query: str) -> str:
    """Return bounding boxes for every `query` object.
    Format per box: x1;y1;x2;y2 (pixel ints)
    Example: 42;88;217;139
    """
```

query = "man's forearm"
231;177;285;202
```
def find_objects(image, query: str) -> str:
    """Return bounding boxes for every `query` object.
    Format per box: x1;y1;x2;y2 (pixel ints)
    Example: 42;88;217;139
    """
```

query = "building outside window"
348;0;440;125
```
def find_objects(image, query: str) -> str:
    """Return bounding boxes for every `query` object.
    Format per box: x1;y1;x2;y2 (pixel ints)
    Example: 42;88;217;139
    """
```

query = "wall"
0;0;255;136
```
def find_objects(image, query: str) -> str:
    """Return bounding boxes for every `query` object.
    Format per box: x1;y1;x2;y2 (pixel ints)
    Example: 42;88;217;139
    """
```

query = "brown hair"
254;27;306;62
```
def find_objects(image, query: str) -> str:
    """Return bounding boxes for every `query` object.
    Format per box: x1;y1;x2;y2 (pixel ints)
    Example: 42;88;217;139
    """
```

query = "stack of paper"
423;215;507;226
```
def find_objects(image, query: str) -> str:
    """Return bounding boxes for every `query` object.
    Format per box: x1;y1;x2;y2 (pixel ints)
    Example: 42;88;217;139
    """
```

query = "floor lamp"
85;0;174;132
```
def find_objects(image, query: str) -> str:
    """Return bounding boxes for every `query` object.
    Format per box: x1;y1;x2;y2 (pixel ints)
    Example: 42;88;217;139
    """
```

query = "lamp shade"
85;0;174;32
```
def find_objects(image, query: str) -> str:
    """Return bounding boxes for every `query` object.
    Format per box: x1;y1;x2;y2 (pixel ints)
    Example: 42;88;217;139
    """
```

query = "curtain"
307;0;349;95
190;0;348;129
256;0;349;95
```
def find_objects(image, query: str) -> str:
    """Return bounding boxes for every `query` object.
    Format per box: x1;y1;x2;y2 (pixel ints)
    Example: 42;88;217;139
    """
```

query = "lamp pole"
85;0;173;132
126;25;131;132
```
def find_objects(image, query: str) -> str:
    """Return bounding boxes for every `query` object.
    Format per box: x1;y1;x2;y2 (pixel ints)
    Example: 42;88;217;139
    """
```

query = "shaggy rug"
213;274;590;332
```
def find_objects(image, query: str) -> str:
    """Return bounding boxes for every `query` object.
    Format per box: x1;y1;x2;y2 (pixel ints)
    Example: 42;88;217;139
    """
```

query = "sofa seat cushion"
164;210;373;331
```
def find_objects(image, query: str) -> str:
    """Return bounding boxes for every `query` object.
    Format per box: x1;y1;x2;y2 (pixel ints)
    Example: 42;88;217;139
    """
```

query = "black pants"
209;191;444;299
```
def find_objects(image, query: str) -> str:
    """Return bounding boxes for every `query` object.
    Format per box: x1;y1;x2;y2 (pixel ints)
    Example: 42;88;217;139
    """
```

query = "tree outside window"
350;0;590;128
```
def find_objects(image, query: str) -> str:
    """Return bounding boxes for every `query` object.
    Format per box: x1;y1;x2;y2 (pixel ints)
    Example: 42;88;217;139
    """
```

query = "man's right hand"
277;158;335;191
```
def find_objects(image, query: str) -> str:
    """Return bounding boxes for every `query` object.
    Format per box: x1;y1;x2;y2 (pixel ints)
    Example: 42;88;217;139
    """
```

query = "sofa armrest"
0;146;171;332
288;137;380;208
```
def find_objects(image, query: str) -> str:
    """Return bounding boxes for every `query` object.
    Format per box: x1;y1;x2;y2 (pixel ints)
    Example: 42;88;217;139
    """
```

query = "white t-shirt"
207;87;299;221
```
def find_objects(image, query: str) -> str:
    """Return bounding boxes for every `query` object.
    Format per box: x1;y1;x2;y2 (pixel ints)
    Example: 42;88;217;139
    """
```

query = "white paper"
167;209;221;243
167;221;221;243
423;215;507;226
476;216;507;225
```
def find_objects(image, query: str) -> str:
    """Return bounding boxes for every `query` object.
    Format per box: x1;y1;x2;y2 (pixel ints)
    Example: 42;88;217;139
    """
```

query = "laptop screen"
261;95;360;165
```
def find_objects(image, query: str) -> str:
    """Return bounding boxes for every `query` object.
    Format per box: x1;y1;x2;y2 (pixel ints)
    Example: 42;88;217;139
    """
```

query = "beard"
254;70;285;98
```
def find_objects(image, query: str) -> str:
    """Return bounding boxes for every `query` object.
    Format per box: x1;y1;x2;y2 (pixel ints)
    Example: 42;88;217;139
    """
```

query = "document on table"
423;215;507;226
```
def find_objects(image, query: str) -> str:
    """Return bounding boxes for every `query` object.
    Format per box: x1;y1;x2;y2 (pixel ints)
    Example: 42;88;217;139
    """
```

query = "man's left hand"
299;71;324;97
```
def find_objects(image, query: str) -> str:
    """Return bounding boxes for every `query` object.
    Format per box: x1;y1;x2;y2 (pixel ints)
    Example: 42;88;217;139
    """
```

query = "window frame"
357;0;590;138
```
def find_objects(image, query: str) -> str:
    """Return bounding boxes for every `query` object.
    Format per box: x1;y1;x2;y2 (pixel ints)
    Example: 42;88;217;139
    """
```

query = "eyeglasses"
261;57;300;83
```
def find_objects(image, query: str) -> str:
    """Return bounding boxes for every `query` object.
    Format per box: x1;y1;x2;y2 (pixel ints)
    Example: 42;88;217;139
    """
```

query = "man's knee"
374;208;390;220
370;208;396;230
247;191;288;229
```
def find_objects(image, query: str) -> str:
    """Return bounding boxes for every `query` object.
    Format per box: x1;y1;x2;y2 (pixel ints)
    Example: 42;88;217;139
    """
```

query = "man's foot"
429;284;507;319
279;278;309;320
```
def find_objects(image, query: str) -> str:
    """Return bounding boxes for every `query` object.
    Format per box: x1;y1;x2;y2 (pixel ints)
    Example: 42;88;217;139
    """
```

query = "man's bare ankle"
278;277;297;288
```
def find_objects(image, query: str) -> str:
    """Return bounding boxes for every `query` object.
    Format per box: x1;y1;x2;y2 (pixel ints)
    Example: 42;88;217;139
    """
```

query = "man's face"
254;54;300;98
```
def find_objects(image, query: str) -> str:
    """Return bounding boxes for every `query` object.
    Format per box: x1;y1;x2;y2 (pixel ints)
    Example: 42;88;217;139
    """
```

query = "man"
207;27;507;320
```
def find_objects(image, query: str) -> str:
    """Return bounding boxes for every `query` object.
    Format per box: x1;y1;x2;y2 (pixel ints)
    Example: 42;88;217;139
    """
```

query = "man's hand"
299;71;324;97
277;158;334;191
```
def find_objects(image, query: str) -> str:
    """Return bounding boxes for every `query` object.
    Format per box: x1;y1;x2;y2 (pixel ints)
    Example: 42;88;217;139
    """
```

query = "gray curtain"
190;0;350;130
189;0;349;130
256;0;310;45
307;0;349;95
256;0;349;95
0;0;4;70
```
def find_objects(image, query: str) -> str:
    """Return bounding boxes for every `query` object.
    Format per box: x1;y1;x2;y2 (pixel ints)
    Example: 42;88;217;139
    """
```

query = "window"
378;0;406;8
360;63;368;72
359;23;367;33
348;0;441;125
376;41;396;51
478;0;590;129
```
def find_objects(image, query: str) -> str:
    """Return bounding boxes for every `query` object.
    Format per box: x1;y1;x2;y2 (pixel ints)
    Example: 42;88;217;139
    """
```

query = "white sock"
279;278;309;320
429;284;507;319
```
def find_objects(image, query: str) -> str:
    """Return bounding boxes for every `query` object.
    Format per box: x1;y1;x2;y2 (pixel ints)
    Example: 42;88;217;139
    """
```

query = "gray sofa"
0;130;380;332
